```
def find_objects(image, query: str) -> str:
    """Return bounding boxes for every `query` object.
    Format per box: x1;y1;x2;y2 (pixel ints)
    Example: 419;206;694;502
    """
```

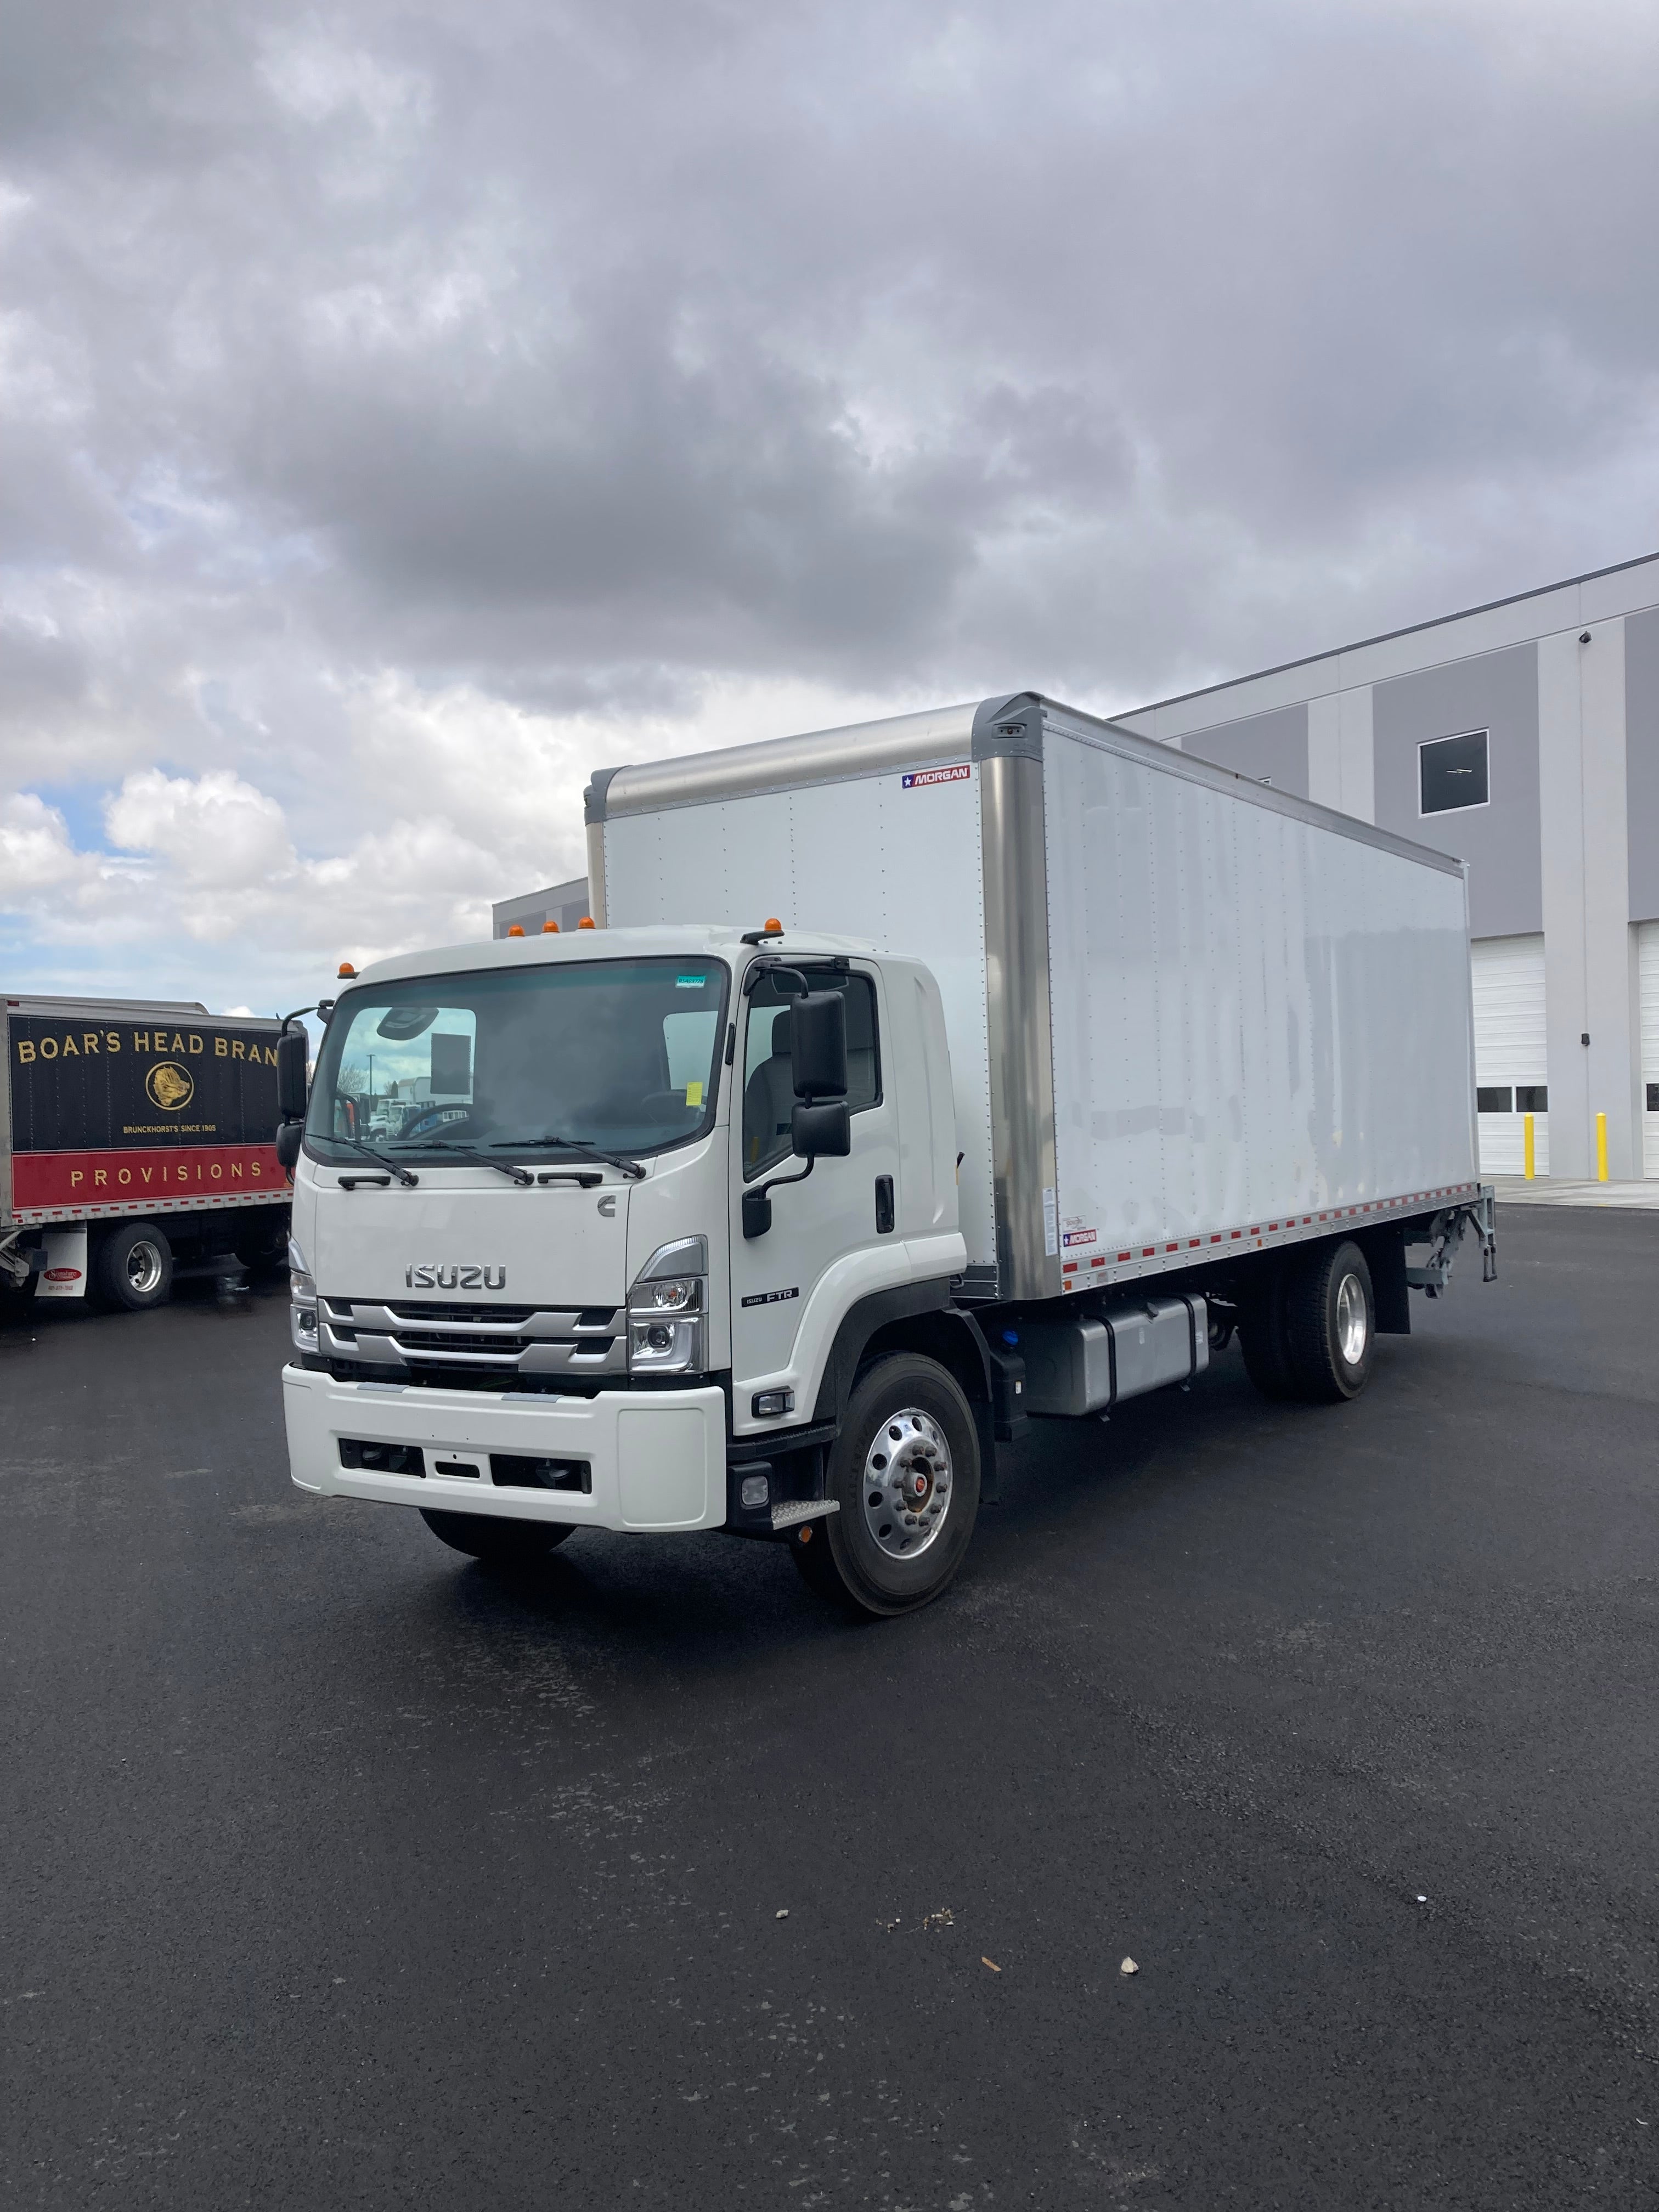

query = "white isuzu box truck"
279;693;1494;1616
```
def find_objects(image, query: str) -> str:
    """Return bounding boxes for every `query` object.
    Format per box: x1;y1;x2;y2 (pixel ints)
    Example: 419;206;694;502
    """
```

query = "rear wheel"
97;1222;173;1311
1239;1264;1297;1400
791;1352;980;1618
1285;1240;1374;1402
419;1509;574;1564
0;1273;38;1322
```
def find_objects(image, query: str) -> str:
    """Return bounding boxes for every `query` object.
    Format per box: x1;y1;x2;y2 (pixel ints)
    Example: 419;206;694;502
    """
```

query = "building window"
1516;1085;1548;1114
1420;729;1489;815
1647;1084;1659;1113
1476;1086;1513;1113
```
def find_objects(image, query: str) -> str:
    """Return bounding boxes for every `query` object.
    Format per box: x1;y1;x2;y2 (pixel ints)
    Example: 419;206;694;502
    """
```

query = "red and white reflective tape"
1058;1183;1482;1291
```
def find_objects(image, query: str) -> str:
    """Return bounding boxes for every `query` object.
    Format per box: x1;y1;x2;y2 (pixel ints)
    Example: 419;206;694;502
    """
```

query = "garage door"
1471;934;1548;1176
1642;922;1659;1177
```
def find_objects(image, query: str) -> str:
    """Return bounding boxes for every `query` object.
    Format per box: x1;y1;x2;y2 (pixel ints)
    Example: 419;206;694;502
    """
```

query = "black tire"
1285;1239;1375;1402
1238;1263;1297;1400
234;1216;289;1274
96;1221;173;1311
419;1509;574;1563
791;1352;980;1618
0;1274;39;1322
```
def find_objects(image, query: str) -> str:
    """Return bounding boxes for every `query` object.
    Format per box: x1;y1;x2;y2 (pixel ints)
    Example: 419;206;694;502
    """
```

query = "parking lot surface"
5;1206;1659;2209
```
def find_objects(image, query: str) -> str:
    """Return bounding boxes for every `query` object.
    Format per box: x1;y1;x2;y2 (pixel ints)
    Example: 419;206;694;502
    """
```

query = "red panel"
12;1144;285;1209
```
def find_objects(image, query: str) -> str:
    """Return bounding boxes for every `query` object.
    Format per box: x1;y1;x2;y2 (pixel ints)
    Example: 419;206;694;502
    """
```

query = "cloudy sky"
3;0;1656;1015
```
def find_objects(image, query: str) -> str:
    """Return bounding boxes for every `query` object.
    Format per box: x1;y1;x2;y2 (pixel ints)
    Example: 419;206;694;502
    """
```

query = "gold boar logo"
146;1062;195;1111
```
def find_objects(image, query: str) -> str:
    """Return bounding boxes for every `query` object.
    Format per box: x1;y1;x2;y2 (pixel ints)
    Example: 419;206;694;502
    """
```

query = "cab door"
728;962;899;1407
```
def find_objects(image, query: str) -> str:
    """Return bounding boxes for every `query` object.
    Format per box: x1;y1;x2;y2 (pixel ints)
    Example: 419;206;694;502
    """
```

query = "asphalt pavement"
5;1206;1659;2210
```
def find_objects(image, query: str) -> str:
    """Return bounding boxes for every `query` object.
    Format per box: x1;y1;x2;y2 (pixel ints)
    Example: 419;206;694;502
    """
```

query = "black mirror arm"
743;962;809;1000
741;1155;815;1240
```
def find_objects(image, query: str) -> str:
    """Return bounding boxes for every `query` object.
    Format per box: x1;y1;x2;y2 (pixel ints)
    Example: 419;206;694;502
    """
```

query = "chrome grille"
319;1298;624;1379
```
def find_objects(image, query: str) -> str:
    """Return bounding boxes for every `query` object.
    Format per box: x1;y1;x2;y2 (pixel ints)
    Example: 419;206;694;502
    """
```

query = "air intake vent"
491;1453;591;1493
338;1438;423;1475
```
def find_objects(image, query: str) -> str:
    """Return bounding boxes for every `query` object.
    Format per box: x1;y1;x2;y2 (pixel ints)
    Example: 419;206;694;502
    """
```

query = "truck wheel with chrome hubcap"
1285;1239;1374;1402
792;1352;979;1617
420;1510;574;1564
96;1221;173;1312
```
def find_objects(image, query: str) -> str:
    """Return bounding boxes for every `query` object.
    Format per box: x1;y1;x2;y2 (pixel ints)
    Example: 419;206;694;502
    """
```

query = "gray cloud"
1;0;1655;1002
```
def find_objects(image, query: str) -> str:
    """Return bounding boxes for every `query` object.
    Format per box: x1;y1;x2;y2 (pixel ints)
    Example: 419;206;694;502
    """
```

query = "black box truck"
1;993;289;1313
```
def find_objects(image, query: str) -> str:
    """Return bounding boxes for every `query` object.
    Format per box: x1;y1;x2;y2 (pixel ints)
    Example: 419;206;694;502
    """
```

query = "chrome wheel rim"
1335;1272;1368;1365
861;1408;952;1560
126;1240;164;1296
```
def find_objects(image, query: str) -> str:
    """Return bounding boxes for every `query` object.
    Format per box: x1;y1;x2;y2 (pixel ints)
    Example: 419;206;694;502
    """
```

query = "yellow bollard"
1523;1113;1535;1180
1596;1110;1609;1183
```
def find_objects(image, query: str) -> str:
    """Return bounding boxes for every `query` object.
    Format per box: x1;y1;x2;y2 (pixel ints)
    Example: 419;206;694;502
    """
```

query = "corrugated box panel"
1043;732;1477;1250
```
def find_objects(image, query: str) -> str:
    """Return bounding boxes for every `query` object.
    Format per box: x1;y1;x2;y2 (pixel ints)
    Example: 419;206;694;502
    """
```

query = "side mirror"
792;1101;850;1159
790;991;847;1101
276;1029;309;1122
275;1121;303;1171
741;1187;772;1240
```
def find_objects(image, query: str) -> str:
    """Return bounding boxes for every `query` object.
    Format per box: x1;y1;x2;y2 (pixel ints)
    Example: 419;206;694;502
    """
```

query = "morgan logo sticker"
901;763;970;790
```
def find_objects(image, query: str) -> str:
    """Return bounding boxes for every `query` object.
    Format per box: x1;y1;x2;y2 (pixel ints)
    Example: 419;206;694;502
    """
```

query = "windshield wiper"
390;1139;533;1187
490;1132;646;1178
324;1135;419;1187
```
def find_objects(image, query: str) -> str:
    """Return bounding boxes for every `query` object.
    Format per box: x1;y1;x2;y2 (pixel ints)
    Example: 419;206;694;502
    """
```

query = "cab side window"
742;970;879;1177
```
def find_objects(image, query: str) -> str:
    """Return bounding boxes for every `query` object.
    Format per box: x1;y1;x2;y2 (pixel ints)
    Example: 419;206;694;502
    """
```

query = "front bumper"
281;1365;728;1533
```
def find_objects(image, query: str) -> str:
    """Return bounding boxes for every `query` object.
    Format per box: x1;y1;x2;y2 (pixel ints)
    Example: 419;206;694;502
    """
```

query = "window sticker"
676;974;708;989
686;1081;704;1107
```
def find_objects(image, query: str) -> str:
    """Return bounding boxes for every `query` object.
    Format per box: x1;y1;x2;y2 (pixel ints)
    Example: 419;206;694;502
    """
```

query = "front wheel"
791;1352;980;1618
420;1510;574;1564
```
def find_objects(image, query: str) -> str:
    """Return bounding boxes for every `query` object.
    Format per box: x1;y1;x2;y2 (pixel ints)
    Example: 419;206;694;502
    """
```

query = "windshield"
306;958;729;1163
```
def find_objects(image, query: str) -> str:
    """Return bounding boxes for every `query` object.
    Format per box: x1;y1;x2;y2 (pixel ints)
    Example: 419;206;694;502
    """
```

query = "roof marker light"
543;920;560;933
338;962;357;979
507;924;525;936
578;916;596;929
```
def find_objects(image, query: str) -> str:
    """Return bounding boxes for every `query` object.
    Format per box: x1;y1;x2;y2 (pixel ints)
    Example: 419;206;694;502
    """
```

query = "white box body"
590;693;1480;1302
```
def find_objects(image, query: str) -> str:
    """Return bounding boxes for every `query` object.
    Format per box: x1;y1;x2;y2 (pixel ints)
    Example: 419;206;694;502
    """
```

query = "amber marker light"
578;916;596;928
543;920;560;933
507;923;525;936
338;962;357;979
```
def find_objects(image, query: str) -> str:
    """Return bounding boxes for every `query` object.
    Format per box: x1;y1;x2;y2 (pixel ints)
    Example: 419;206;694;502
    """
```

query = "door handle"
874;1175;895;1235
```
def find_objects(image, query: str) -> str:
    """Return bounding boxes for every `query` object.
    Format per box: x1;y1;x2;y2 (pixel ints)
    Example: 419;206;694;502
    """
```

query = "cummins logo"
405;1265;506;1290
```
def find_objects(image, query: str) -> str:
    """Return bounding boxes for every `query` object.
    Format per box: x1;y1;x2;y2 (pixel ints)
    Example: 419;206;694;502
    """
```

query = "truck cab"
281;924;984;1614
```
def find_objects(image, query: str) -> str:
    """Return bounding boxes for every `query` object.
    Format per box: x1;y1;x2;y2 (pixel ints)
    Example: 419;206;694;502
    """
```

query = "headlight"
290;1298;320;1355
630;1316;701;1363
627;1238;709;1375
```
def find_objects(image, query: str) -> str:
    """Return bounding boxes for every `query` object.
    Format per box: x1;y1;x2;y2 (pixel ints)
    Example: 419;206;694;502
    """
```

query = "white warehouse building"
1115;550;1659;1183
